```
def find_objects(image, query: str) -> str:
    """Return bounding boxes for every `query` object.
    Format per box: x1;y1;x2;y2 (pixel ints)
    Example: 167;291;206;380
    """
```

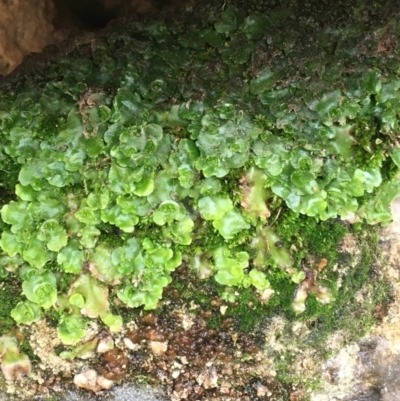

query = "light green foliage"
116;238;182;310
69;274;109;318
153;200;186;225
100;312;123;333
240;168;271;221
10;301;42;325
57;240;85;274
198;196;233;220
213;247;249;286
163;216;194;245
213;247;271;291
37;219;68;252
22;238;49;269
248;269;271;291
390;148;400;168
0;0;398;352
263;227;293;269
60;337;98;360
22;271;57;310
212;209;250;240
57;315;87;346
1;201;32;232
88;243;122;284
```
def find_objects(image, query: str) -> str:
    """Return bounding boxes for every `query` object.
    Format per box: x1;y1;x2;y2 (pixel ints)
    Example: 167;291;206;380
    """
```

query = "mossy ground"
0;277;21;335
152;209;391;398
0;196;390;400
0;208;382;400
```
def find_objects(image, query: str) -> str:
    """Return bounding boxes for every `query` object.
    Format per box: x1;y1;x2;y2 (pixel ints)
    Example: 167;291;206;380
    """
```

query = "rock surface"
0;0;177;76
310;198;400;401
0;385;167;401
0;0;56;76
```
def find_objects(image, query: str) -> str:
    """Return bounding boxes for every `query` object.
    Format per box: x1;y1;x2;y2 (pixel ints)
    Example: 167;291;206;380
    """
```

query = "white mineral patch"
97;336;114;353
73;369;114;393
310;344;360;401
148;341;168;355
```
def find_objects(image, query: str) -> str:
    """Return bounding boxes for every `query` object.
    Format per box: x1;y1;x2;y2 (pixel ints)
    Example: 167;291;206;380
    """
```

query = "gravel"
0;384;168;401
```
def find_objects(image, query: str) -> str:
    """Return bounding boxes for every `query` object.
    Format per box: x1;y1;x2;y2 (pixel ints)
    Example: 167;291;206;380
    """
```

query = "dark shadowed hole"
53;0;118;31
52;0;171;32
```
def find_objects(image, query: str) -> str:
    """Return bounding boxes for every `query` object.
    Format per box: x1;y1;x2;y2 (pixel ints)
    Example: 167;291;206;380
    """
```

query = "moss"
264;223;391;394
18;337;40;364
274;356;319;400
275;207;348;268
109;294;141;324
326;228;389;332
168;270;217;307
163;267;265;334
224;287;266;332
163;211;389;358
0;278;21;335
45;308;61;328
40;396;60;401
303;225;389;345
